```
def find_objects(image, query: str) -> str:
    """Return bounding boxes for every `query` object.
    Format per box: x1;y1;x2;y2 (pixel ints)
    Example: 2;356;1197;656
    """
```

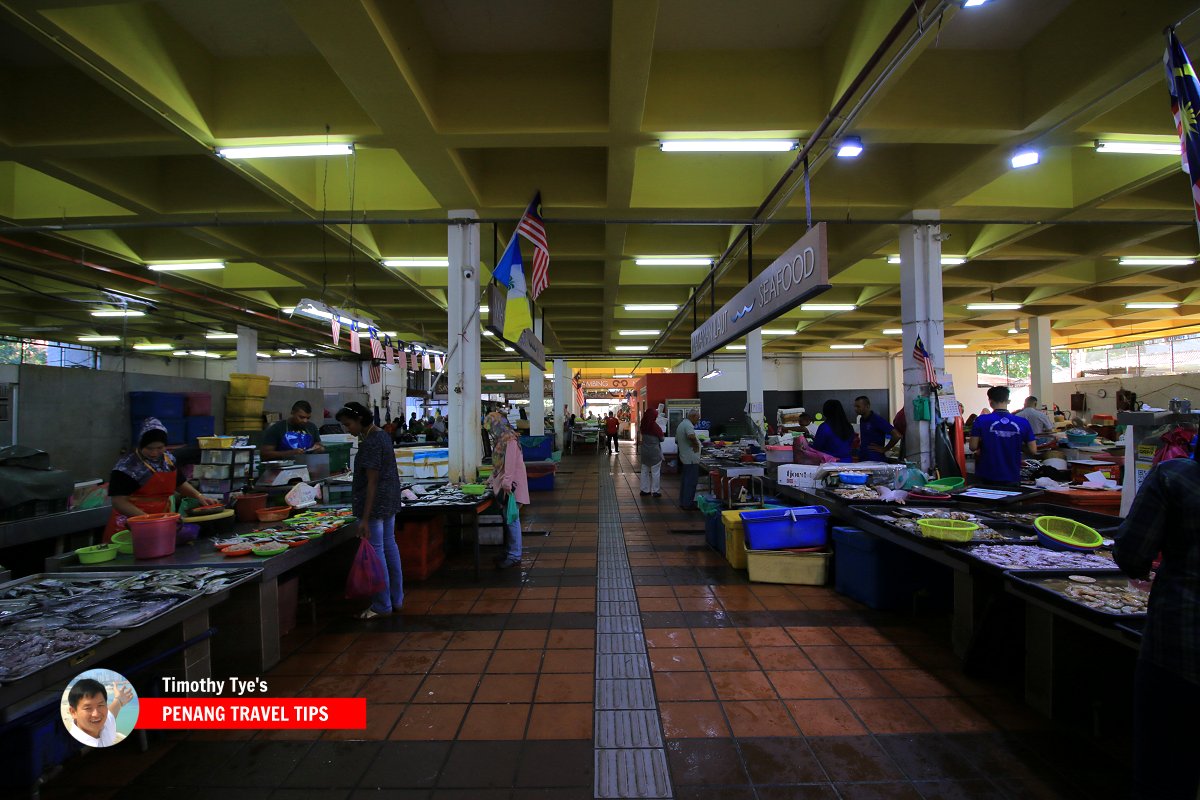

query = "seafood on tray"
831;486;881;501
0;628;111;682
1038;576;1151;615
871;513;1018;542
963;544;1113;570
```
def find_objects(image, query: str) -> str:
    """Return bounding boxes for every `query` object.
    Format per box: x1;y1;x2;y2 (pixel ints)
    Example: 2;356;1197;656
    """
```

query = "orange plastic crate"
395;517;445;580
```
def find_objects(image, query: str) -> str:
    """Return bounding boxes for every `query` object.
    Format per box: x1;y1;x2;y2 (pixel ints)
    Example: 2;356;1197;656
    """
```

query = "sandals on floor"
357;608;389;619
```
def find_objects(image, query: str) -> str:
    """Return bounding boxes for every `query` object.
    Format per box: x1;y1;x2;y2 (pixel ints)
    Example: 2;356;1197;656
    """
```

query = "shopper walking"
638;407;664;497
605;411;620;454
1114;449;1200;800
486;411;529;569
969;386;1036;485
812;399;855;462
676;409;702;510
337;402;403;619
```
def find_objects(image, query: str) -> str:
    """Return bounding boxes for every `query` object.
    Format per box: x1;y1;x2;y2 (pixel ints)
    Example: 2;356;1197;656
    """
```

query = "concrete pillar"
746;329;765;432
899;211;944;471
235;325;258;374
529;317;545;435
448;210;481;483
1029;316;1053;407
553;358;568;451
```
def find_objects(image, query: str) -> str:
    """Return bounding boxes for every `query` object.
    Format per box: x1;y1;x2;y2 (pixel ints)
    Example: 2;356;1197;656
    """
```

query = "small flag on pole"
349;322;360;354
421;352;432;371
384;336;394;366
573;373;586;408
369;329;384;360
1164;29;1200;244
331;318;340;346
434;354;444;373
516;191;550;300
410;352;420;371
912;335;937;386
369;361;381;385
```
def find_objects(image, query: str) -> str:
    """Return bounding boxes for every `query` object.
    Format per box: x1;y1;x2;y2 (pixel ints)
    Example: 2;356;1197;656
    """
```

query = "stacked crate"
226;373;269;433
129;391;186;445
183;392;215;445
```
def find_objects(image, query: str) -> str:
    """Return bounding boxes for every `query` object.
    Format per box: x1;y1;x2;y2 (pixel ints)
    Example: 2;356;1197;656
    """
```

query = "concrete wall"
1051;372;1200;418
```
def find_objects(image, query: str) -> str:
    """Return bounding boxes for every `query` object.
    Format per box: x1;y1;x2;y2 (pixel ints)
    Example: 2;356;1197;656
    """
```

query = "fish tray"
1004;569;1149;626
0;627;120;684
980;504;1122;537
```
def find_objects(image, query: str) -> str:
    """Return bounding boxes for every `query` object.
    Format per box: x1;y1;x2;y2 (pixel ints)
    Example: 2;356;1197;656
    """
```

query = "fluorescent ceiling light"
189;350;221;359
944;344;969;349
1125;302;1179;309
967;303;1022;311
830;344;865;350
615;345;649;352
382;258;449;268
91;310;144;317
963;0;989;6
725;345;747;351
503;346;514;352
147;262;225;272
634;257;713;267
836;136;863;158
660;139;796;153
1118;256;1195;266
496;379;514;383
624;304;678;311
618;329;660;336
78;336;120;342
613;374;634;378
1095;140;1178;155
277;348;298;354
281;307;295;314
480;306;489;313
801;303;856;312
485;374;507;379
483;330;495;336
761;329;795;335
132;343;173;351
882;328;903;335
256;352;272;358
173;350;189;356
205;332;238;340
1008;327;1019;334
702;368;723;380
887;255;966;266
217;143;353;159
1010;148;1040;169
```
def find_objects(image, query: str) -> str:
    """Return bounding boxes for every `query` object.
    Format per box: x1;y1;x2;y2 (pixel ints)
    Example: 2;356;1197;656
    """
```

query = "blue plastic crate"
832;526;951;611
184;416;215;442
519;435;553;461
740;506;829;550
704;507;726;555
132;417;185;446
129;391;185;419
528;472;555;491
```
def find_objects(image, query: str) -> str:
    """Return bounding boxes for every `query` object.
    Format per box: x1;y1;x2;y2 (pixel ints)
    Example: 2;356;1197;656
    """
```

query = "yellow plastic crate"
721;510;748;569
226;395;265;417
229;373;270;398
746;549;830;585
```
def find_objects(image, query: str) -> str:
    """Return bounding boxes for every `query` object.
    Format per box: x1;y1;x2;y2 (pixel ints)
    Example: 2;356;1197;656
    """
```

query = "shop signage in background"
515;329;545;370
485;284;545;369
690;222;830;360
580;378;636;390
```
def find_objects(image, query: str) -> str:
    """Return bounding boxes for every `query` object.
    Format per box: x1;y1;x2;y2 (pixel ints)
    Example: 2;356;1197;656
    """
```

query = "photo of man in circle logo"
61;670;138;748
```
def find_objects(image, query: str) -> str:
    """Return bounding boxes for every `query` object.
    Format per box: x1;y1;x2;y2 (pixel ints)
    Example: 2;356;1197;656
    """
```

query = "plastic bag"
792;440;838;466
504;492;520;525
285;482;320;508
345;538;387;598
1152;427;1192;465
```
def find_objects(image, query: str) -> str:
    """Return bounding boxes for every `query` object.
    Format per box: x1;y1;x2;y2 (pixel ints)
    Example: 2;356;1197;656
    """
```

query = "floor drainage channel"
593;458;673;799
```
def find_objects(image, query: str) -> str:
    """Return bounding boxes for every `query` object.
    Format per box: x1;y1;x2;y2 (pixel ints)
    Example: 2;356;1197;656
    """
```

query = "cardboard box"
777;464;821;489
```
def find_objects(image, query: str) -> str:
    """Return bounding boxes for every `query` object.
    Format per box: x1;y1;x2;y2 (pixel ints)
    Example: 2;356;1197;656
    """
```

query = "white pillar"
529;317;545;435
448;210;481;483
746;329;765;432
553;358;568;451
235;325;258;374
899;211;944;471
1029;316;1053;407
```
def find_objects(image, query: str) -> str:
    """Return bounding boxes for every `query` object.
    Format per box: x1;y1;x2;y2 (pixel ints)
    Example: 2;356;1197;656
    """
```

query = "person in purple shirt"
969;386;1037;485
812;399;855;462
853;396;894;462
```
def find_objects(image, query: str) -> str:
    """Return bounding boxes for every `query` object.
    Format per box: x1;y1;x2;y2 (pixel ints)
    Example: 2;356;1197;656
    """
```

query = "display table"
0;505;111;549
399;495;495;579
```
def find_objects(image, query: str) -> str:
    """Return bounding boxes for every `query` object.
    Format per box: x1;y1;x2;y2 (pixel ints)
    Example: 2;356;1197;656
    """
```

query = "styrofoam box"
777;464;822;489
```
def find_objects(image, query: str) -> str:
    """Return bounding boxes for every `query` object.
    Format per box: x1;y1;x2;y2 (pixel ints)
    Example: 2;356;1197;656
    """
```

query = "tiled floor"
40;443;1133;800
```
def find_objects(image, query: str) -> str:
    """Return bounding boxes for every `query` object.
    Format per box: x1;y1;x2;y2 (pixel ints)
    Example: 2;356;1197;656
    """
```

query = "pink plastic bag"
792;439;839;466
345;538;387;598
1152;427;1193;465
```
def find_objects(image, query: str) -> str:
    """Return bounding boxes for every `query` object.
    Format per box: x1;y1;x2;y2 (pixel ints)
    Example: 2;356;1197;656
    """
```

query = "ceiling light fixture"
188;350;221;359
147;262;225;272
132;343;172;351
613;374;634;378
615;345;649;352
944;344;969;349
624;304;679;312
1095;140;1178;155
882;328;903;335
835;136;864;158
660;139;797;153
726;344;747;350
887;255;966;266
482;330;495;336
1125;302;1180;309
963;0;989;7
702;368;723;380
761;329;796;335
485;374;507;379
634;257;713;267
217;143;354;159
205;333;238;340
78;336;120;342
480;306;489;313
1008;327;1019;334
830;344;865;350
503;346;515;352
1010;148;1040;169
382;258;449;268
801;303;856;312
496;379;514;383
967;303;1022;311
91;310;144;317
1117;256;1195;266
618;329;661;336
256;352;272;358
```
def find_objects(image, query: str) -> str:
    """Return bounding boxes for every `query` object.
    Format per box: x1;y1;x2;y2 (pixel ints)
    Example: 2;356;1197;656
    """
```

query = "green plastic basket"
916;518;978;542
460;483;488;496
925;477;965;492
1034;516;1102;551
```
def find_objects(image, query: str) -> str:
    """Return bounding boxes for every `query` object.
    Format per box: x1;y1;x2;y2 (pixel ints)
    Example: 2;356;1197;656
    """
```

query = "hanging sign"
580;378;636;390
690;222;830;361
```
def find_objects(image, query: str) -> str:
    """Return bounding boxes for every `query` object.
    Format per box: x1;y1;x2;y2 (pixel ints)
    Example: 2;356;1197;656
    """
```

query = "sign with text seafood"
690;223;829;361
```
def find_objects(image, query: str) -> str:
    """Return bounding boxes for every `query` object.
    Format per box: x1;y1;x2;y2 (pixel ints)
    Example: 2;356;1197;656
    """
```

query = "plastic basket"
519;435;553;461
184;416;215;443
325;442;352;473
129;391;185;419
704;509;726;555
916;518;978;542
184;392;212;417
722;510;749;569
740;506;830;550
746;548;831;585
460;484;488;495
529;473;555;491
696;494;721;516
838;473;869;485
229;373;270;398
1034;516;1102;551
925;477;964;492
1066;431;1099;446
198;436;236;449
226;395;266;417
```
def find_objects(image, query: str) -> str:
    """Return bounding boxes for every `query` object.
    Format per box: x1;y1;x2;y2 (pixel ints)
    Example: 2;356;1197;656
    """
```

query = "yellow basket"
721;510;748;569
225;417;264;433
747;549;830;585
225;395;265;417
197;436;236;449
916;518;979;542
229;373;270;398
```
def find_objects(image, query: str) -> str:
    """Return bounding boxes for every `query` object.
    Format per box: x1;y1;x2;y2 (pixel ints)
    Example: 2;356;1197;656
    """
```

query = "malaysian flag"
384;336;394;366
368;360;381;385
369;329;384;360
410;352;420;371
349;322;360;354
912;335;937;386
421;352;432;371
434;354;444;373
573;373;585;408
1165;30;1200;244
331;317;340;347
516;191;550;300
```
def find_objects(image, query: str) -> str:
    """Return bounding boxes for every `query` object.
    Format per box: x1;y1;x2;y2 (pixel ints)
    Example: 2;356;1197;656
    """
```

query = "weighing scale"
256;463;311;487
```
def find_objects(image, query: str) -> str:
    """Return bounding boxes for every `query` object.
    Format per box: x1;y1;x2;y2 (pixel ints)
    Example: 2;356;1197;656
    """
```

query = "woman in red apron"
103;418;215;542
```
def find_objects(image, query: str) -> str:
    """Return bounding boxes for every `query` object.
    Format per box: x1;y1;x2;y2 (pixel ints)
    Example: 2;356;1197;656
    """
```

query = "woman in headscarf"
485;410;529;570
638;406;665;498
103;418;215;542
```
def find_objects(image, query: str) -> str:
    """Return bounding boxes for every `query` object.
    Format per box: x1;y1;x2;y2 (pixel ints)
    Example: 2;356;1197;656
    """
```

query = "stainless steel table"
0;506;111;549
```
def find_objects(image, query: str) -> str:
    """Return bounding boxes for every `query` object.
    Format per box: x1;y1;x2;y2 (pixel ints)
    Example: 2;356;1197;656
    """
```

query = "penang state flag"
1166;29;1200;243
491;233;533;342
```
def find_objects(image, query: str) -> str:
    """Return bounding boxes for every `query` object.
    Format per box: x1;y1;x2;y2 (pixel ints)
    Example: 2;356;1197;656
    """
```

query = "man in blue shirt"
853;396;893;462
969;386;1036;484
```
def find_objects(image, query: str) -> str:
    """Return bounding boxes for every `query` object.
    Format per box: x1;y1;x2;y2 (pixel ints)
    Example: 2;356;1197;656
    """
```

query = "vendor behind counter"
261;400;325;460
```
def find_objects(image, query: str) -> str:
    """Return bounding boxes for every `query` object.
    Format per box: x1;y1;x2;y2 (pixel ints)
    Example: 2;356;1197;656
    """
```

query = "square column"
1029;316;1053;407
899;211;944;471
235;325;258;374
746;329;765;432
553;358;568;450
529;317;545;435
448;210;481;483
